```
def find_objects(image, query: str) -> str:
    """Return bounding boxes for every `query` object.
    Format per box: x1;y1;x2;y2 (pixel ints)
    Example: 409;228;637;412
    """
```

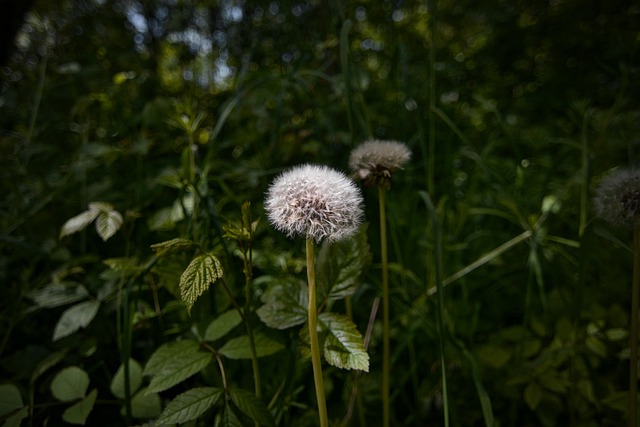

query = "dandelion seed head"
349;139;412;188
594;168;640;227
265;164;364;243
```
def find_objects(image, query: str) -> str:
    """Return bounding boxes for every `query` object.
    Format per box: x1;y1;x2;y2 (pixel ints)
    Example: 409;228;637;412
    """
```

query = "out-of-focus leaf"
0;384;24;417
60;209;100;239
95;208;123;241
129;387;162;419
155;387;223;425
475;344;512;369
150;238;196;257
110;358;143;399
204;309;243;342
51;366;90;402
179;253;223;313
316;226;370;303
62;388;97;425
218;332;284;359
53;300;101;341
28;282;89;310
219;403;243;427
144;341;212;393
524;382;542;410
319;313;369;371
228;388;276;427
256;277;307;330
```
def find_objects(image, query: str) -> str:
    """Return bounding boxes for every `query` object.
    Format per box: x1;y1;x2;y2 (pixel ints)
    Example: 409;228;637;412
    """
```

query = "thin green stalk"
419;191;449;427
306;238;328;427
427;0;437;196
379;186;391;427
630;225;640;427
242;203;261;399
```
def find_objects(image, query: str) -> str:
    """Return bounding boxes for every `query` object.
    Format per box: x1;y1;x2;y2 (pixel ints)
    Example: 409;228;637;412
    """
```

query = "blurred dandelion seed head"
265;164;364;243
349;139;412;188
594;168;640;228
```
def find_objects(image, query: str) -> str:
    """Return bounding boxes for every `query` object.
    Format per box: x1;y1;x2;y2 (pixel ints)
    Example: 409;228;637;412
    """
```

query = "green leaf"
95;208;123;241
179;253;223;313
53;300;101;341
204;309;243;341
60;209;100;238
475;344;512;369
219;404;243;427
129;387;162;419
228;388;276;427
51;366;90;402
319;313;369;371
218;332;284;359
110;358;143;399
3;407;28;427
150;238;196;257
155;387;223;425
256;277;307;330
145;341;212;394
316;226;370;302
103;257;141;274
524;382;542;410
0;384;23;416
31;350;68;385
62;388;97;425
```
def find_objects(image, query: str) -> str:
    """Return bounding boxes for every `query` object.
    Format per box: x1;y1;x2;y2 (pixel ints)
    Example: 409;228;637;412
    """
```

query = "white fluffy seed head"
594;168;640;228
349;139;412;188
265;164;364;243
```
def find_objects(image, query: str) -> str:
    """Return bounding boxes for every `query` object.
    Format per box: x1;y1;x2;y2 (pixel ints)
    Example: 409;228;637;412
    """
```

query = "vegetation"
1;0;639;426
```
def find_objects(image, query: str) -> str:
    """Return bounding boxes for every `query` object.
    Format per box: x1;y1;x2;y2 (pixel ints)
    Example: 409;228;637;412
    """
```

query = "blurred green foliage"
1;0;639;425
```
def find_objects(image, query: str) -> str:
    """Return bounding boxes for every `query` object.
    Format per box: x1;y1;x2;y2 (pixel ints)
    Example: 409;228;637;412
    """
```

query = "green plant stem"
630;225;640;427
427;0;437;196
379;186;391;427
306;238;328;427
419;191;449;427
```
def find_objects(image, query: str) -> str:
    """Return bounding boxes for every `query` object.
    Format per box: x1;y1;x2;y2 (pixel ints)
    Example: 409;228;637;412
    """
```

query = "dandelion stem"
379;186;391;427
306;238;328;427
630;225;640;427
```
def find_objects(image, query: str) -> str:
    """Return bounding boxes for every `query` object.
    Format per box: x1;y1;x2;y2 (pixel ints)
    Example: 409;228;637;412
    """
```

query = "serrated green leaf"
228;388;275;427
0;384;23;416
319;313;369;371
95;208;123;241
256;277;307;330
204;309;243;341
51;366;90;402
53;300;101;341
155;387;223;425
316;226;370;302
129;387;162;419
150;238;196;257
62;388;97;425
143;340;199;376
110;358;143;399
145;341;212;394
218;332;284;359
180;254;223;313
219;404;243;427
524;382;542;410
60;209;100;238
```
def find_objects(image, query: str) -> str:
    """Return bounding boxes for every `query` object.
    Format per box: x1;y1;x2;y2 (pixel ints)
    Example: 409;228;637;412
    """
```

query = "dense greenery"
1;0;639;426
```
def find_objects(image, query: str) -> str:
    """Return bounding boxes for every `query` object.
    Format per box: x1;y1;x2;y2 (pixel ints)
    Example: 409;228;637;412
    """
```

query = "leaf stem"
306;238;328;427
379;186;391;427
630;225;640;427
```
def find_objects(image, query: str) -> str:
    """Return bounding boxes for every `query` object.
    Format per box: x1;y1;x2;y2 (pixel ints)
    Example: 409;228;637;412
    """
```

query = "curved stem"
630;225;640;427
379;186;390;427
306;238;328;427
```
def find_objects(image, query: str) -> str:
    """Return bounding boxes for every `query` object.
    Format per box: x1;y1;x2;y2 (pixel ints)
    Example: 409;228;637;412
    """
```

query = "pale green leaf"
53;300;101;341
150;238;196;257
319;313;369;371
0;384;23;416
143;340;199;376
62;388;97;425
204;309;243;342
256;277;307;330
316;226;370;302
95;208;123;241
60;209;100;238
228;388;275;427
218;332;284;359
145;341;212;393
130;387;161;419
110;359;143;399
524;382;542;410
29;282;89;309
155;387;223;425
51;366;90;402
180;254;223;313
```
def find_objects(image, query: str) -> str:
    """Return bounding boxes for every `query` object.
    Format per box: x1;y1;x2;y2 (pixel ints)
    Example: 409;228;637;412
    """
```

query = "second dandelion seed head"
265;164;364;243
349;139;412;188
594;168;640;228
